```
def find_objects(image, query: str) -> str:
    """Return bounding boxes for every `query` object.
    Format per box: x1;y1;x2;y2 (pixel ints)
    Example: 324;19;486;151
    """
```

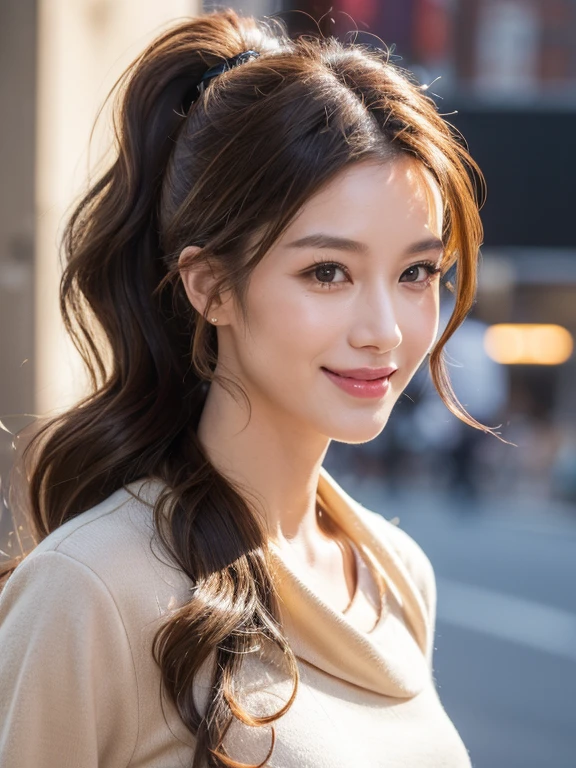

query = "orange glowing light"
484;324;573;365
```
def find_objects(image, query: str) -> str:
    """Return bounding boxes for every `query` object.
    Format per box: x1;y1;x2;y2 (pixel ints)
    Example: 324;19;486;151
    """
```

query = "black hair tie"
197;49;260;96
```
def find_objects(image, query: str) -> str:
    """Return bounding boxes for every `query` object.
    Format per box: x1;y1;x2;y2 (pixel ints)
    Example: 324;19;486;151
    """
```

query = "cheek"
251;280;336;349
243;283;328;378
398;290;440;352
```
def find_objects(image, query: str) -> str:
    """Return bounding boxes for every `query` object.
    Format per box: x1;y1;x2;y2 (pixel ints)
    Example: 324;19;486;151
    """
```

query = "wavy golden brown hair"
1;7;505;767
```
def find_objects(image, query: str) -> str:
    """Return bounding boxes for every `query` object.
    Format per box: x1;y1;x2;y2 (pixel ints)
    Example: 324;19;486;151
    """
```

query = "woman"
0;8;504;768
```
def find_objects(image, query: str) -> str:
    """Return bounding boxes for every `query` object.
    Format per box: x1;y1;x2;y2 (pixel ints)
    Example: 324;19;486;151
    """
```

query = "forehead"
284;156;444;241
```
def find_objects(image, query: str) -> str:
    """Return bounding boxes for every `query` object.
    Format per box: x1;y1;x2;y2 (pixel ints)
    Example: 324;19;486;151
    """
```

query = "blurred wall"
36;0;201;416
0;0;37;488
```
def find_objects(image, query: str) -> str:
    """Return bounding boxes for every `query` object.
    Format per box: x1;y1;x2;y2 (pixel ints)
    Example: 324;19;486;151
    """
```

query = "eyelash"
304;259;442;290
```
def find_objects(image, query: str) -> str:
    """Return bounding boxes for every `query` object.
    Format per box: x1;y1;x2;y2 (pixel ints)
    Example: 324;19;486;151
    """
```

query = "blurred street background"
1;1;575;766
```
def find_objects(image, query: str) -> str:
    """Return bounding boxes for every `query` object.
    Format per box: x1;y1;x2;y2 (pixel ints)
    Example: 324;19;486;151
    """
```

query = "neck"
196;374;333;557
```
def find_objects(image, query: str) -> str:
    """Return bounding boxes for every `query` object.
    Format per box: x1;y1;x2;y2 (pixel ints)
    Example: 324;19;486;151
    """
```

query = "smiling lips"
321;367;397;398
322;366;398;380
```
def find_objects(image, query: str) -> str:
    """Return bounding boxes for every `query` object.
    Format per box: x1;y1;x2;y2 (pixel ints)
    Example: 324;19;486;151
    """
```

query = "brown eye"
401;265;425;282
315;264;338;282
305;261;349;289
400;262;441;285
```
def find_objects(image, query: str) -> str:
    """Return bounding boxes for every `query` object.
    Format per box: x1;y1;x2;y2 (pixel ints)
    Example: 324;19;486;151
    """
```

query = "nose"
349;287;402;353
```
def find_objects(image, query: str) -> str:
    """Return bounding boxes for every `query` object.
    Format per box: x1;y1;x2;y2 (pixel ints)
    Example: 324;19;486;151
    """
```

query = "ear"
178;245;232;325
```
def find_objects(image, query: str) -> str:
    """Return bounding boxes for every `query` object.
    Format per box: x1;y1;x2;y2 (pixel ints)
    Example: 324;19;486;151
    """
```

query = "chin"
322;413;391;445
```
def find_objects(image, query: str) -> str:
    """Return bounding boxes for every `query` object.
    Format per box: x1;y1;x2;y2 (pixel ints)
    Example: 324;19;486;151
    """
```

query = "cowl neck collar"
267;466;431;698
126;466;431;698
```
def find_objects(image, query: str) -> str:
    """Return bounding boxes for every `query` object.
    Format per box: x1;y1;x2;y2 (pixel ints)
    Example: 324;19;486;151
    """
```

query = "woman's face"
215;156;444;444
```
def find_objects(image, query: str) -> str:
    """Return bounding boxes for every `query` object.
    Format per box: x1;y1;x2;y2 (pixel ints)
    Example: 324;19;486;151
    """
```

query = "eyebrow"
283;233;444;257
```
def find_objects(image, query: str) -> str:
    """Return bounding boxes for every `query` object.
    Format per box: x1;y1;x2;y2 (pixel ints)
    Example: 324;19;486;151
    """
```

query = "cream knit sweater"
0;467;472;767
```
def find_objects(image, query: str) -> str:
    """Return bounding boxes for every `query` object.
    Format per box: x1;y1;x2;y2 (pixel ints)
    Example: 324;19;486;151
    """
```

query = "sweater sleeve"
0;550;139;768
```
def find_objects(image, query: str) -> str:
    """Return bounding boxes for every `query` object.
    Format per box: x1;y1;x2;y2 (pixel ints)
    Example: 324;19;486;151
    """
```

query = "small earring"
210;317;218;323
